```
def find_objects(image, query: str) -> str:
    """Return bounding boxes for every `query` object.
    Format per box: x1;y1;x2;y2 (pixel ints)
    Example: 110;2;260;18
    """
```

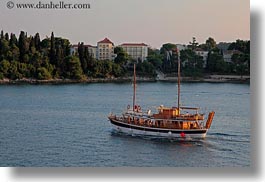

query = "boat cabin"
153;106;180;119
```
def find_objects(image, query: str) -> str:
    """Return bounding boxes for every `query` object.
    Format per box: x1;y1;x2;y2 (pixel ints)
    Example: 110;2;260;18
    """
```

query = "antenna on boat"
133;63;136;113
177;49;181;114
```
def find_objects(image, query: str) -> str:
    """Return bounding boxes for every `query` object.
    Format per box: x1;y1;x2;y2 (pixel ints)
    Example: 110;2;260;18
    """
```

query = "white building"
120;43;148;62
97;38;115;60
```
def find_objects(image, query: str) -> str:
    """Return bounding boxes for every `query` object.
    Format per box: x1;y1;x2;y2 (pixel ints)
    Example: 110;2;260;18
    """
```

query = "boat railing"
115;115;204;130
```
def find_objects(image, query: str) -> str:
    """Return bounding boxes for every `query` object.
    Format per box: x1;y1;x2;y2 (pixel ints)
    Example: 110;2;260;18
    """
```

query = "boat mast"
177;50;181;114
133;63;136;113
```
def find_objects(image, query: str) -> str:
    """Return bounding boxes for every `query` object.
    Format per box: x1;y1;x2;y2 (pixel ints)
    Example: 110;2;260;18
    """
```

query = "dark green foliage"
18;31;28;62
136;61;156;77
188;37;199;50
231;53;249;75
5;33;9;41
49;32;56;65
0;60;10;77
34;33;41;51
0;30;4;39
8;61;23;79
77;43;95;76
160;43;178;73
37;67;52;80
63;56;84;79
226;40;250;75
228;40;250;54
180;49;204;77
78;42;87;72
0;39;10;60
114;47;130;65
205;37;217;51
207;51;225;73
9;33;18;46
147;48;163;69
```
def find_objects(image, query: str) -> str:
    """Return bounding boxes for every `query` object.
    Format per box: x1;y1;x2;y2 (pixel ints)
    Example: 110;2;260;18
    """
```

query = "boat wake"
207;132;250;143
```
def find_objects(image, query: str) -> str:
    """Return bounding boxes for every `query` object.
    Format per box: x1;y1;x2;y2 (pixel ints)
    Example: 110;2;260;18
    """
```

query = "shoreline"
0;75;250;85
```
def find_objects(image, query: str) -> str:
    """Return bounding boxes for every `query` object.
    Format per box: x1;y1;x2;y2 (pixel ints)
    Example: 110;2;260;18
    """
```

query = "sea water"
0;82;250;167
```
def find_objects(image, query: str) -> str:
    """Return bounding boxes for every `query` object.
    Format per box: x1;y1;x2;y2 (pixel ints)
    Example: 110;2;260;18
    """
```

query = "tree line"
0;31;127;80
0;31;250;81
147;37;250;77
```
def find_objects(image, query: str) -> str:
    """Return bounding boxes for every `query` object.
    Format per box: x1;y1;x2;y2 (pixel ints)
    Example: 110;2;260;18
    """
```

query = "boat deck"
109;115;203;130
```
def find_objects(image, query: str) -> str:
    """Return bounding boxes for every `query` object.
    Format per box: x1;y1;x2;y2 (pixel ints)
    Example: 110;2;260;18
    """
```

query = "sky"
0;0;250;48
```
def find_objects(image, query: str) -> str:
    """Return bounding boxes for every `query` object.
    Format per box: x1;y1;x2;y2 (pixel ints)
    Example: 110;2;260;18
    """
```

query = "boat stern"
205;111;215;129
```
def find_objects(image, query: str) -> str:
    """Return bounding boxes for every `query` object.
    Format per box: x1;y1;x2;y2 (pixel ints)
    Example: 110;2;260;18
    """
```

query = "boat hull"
109;118;208;139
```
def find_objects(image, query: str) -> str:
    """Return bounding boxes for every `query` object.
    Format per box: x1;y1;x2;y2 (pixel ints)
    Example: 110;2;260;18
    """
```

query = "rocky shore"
0;75;250;85
161;75;250;83
0;77;156;85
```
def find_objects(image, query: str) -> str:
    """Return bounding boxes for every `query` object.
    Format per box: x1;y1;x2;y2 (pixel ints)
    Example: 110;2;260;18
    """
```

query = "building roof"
98;38;114;44
121;43;148;46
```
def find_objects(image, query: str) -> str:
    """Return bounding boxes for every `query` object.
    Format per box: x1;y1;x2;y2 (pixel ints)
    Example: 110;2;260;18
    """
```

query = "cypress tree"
0;30;4;39
29;36;35;53
78;42;86;72
18;31;26;62
49;32;56;65
55;44;63;68
5;33;9;41
34;33;41;51
83;46;89;73
9;33;18;46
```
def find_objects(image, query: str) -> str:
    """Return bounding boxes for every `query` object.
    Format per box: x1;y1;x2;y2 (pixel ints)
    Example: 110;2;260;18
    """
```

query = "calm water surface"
0;82;250;167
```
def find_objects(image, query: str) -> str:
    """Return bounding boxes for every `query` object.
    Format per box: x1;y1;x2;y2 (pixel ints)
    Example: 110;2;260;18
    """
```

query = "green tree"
5;33;9;41
112;63;123;77
5;42;19;62
78;42;87;73
18;31;28;62
0;30;4;39
29;36;36;54
34;33;41;51
188;37;199;50
9;33;18;47
0;60;11;77
136;61;156;76
207;51;225;73
49;32;56;65
228;39;250;53
147;48;162;69
231;53;249;76
0;39;10;61
180;49;204;77
56;45;64;69
205;37;216;51
114;47;130;65
8;61;23;79
160;43;177;73
63;56;84;79
37;67;52;80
